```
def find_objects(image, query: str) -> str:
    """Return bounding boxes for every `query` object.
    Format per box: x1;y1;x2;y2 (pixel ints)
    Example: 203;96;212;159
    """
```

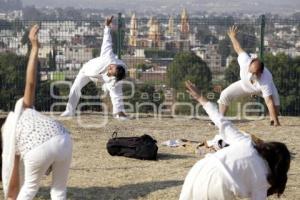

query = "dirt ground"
0;114;299;200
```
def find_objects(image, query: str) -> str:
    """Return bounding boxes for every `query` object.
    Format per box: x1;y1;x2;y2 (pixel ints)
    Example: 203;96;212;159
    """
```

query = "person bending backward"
219;25;280;126
61;16;128;119
1;25;73;200
180;80;290;200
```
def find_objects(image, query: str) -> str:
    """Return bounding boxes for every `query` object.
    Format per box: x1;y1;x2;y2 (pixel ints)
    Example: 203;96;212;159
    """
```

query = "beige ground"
1;114;299;200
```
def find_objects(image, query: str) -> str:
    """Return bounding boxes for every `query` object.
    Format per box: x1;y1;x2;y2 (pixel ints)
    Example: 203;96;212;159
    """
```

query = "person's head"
255;142;291;197
107;64;126;81
249;58;264;79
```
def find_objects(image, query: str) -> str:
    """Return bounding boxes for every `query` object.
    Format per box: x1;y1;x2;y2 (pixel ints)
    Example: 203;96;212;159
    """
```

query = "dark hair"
255;142;291;197
0;117;6;182
115;65;126;81
251;58;264;73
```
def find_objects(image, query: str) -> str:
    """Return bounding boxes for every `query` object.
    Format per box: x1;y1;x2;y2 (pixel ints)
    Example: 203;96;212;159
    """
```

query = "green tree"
48;48;57;71
79;82;103;112
218;38;231;66
0;52;58;112
224;59;239;85
0;53;26;111
167;52;212;114
167;52;212;92
264;53;300;115
123;83;164;113
21;29;30;53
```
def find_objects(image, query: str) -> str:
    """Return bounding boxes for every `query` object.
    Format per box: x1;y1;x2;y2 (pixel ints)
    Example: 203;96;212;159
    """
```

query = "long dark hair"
255;142;291;197
0;117;6;182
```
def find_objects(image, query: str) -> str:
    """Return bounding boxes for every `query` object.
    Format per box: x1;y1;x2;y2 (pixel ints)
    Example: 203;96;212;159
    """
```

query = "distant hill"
0;0;22;11
21;0;300;15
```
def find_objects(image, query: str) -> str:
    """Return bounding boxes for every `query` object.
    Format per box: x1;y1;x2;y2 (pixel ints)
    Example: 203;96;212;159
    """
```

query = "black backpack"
106;132;158;160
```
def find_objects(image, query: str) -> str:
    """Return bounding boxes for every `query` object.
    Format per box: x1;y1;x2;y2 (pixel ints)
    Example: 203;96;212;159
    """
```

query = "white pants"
17;134;72;200
64;71;93;115
218;80;280;106
64;71;124;115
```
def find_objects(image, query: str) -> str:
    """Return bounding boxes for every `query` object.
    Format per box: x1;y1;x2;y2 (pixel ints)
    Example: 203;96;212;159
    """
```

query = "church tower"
168;16;174;36
148;17;161;48
129;13;138;47
180;8;190;39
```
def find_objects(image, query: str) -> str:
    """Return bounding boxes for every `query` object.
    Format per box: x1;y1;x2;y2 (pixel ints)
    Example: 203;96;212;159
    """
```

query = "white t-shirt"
203;102;270;200
238;52;275;98
210;140;270;200
15;108;69;157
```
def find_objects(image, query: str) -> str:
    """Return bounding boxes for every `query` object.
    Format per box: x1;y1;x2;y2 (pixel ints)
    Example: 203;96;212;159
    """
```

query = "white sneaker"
114;114;128;121
60;110;75;117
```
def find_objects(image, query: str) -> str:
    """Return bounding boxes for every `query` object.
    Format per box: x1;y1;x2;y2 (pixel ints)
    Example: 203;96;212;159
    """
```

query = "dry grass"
0;114;299;200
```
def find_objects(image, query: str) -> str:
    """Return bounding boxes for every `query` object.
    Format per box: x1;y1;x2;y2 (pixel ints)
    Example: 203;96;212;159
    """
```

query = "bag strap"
112;131;118;138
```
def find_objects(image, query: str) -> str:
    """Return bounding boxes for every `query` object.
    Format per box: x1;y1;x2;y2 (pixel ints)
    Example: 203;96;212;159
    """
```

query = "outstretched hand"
105;16;114;27
227;25;238;39
185;80;202;101
185;80;208;106
28;24;40;48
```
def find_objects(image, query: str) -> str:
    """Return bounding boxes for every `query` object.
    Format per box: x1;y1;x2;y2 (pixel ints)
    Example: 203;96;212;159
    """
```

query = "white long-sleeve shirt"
238;52;278;98
203;102;270;200
81;26;127;114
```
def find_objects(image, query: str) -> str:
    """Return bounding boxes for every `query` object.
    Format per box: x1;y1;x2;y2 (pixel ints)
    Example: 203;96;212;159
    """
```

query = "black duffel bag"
106;132;158;160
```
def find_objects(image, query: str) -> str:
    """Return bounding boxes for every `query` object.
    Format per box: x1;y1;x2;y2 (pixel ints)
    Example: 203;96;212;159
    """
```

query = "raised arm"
23;25;39;108
185;81;251;144
100;16;114;57
228;25;245;55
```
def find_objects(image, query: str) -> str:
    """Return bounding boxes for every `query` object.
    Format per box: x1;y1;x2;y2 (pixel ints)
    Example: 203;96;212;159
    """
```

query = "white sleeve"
261;82;273;97
109;82;125;114
237;52;251;69
100;26;114;57
203;102;251;144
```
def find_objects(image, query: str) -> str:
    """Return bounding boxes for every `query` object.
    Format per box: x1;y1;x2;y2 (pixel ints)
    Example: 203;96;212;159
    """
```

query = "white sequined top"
15;108;69;157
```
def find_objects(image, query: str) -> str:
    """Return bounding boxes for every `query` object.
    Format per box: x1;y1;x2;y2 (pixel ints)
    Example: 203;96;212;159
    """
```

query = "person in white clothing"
61;16;128;119
1;25;72;200
180;80;291;200
218;26;280;126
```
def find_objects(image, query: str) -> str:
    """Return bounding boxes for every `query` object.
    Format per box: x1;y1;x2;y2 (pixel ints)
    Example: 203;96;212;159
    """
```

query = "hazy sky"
22;0;300;14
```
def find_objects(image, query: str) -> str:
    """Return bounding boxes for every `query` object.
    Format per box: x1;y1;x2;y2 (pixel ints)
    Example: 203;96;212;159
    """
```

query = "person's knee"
218;91;231;106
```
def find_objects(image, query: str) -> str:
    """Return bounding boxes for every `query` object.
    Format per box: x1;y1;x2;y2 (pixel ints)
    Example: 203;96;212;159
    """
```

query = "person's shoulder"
261;67;273;82
238;52;251;64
